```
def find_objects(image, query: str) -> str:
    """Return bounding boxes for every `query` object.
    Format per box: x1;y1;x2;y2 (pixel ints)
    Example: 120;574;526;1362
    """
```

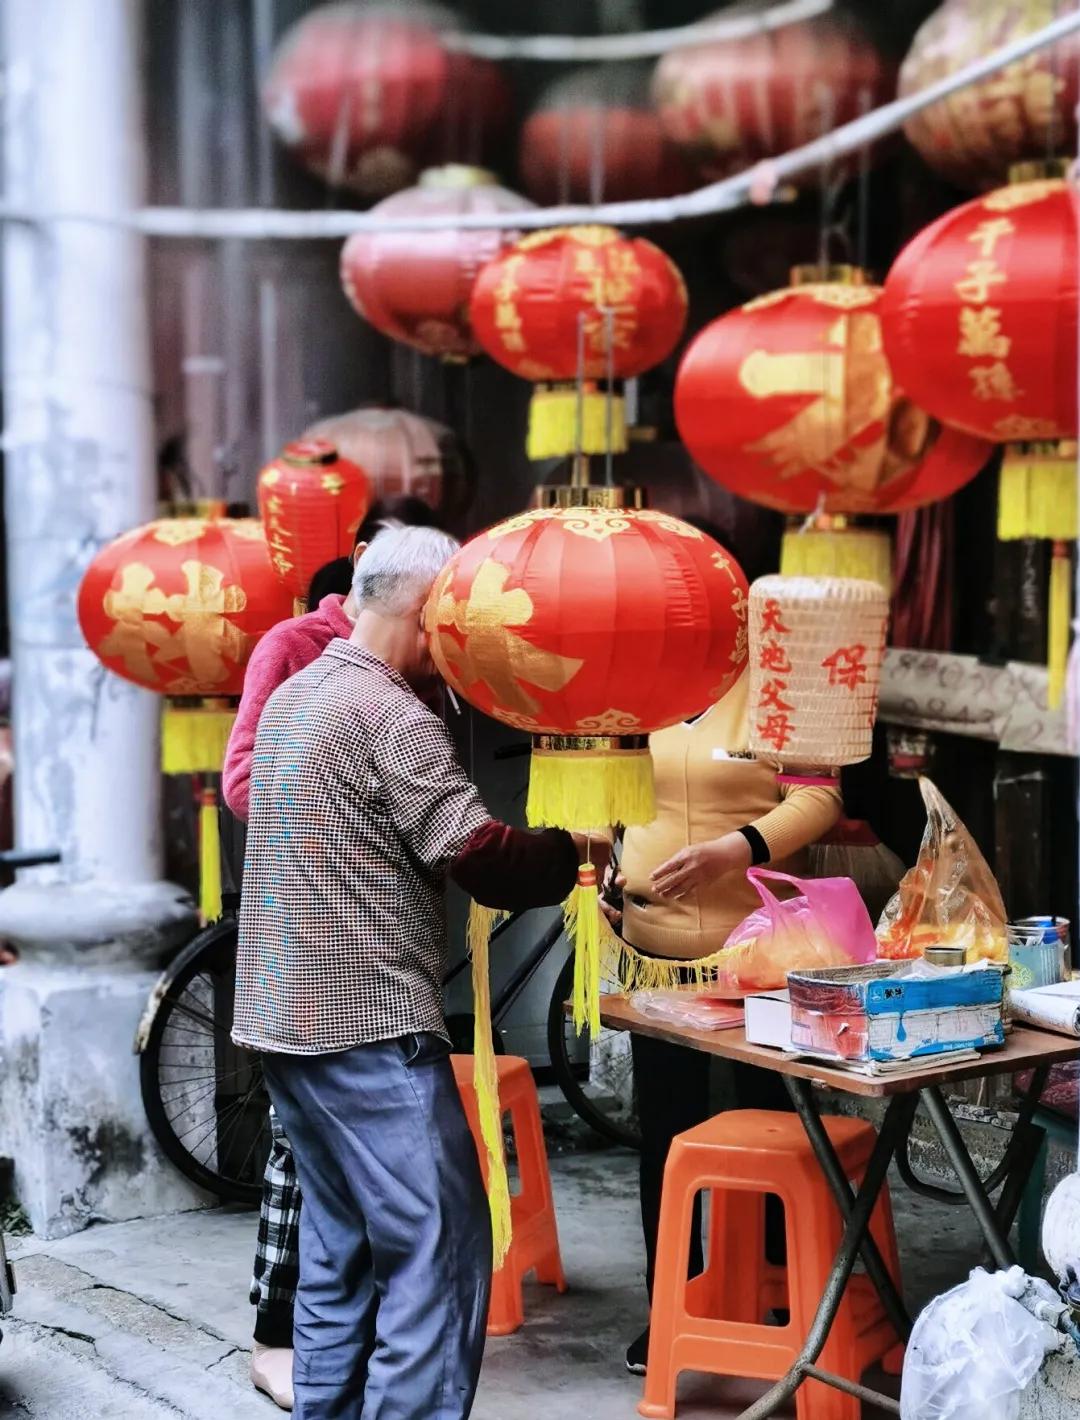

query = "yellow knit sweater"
621;672;842;960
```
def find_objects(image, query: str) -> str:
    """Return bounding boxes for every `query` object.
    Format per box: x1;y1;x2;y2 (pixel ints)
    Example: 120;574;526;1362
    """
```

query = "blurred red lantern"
470;226;688;459
340;167;534;360
262;2;510;198
425;504;749;827
652;14;894;182
304;405;474;520
519;64;694;205
675;266;991;516
258;438;372;610
900;0;1080;190
78;517;294;698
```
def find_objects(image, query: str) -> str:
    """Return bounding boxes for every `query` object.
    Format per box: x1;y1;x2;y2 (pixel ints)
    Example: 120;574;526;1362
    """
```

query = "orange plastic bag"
876;776;1008;963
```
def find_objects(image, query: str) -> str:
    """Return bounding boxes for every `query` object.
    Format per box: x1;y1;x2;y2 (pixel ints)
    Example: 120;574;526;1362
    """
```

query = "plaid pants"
250;1104;302;1347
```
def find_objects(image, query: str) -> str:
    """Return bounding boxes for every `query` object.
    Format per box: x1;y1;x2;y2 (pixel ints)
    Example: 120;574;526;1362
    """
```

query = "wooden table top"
599;994;1080;1099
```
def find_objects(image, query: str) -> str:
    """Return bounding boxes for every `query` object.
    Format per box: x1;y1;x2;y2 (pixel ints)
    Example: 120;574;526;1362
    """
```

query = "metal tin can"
924;945;967;968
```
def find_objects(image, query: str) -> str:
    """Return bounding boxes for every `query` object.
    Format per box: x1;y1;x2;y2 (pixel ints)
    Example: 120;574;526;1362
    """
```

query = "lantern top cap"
1008;158;1072;185
789;263;871;288
281;437;338;467
531;477;646;512
419;164;499;190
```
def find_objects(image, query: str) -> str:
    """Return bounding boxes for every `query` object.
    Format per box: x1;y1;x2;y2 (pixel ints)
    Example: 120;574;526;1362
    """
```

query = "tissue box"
787;961;1006;1063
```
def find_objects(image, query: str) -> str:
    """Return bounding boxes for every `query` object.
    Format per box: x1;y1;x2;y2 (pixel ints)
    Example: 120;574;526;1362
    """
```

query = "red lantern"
652;14;894;183
470;226;688;459
519;64;694;205
340;167;534;361
675;267;991;516
304;405;474;520
78;517;294;698
900;0;1080;190
258;438;372;610
425;504;748;828
262;3;510;199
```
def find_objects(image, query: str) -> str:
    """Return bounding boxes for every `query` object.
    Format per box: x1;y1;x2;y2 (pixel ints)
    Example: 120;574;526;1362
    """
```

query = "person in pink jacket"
223;496;438;1409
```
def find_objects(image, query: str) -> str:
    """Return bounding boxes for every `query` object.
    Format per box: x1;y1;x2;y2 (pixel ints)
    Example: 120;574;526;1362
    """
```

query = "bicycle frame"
443;909;568;1029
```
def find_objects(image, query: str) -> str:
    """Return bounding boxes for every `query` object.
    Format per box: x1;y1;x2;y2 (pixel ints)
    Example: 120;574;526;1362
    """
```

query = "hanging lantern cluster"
262;2;509;199
899;0;1080;190
257;438;372;613
674;264;991;588
340;166;535;361
470;225;687;460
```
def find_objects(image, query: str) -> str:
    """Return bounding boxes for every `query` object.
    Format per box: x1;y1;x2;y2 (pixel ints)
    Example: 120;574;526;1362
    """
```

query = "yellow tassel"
599;923;755;998
466;900;513;1269
162;703;237;775
526;386;627;461
998;444;1079;541
563;867;602;1036
198;785;222;924
527;745;655;829
780;526;892;591
1048;542;1072;711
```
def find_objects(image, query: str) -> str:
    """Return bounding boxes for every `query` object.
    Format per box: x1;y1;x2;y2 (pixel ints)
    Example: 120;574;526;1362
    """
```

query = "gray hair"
351;524;459;616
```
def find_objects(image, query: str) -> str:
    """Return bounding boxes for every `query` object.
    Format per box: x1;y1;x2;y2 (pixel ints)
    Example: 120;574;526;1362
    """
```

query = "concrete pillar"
0;0;200;1236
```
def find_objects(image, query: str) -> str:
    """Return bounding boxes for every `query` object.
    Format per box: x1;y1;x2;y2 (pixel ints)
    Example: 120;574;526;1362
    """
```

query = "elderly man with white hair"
234;526;580;1420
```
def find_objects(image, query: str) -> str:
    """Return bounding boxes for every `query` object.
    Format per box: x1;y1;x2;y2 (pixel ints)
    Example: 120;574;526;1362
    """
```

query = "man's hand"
600;871;625;930
650;832;752;901
570;833;611;877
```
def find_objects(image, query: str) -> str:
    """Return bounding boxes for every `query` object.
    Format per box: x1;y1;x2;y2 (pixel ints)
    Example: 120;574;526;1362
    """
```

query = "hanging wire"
573;310;587;484
855;85;872;274
603;307;616;489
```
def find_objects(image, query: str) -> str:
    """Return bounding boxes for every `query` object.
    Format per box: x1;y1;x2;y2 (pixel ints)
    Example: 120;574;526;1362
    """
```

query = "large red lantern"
340;167;534;361
652;14;894;183
258;438;372;611
900;0;1080;190
519;64;694;205
470;226;688;459
78;517;294;698
675;266;992;517
262;3;510;198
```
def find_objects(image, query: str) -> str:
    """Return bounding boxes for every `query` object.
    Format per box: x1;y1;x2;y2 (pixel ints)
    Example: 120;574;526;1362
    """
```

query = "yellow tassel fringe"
527;746;655;829
526;386;627;461
564;871;602;1036
162;704;237;775
466;900;513;1269
780;526;892;591
998;448;1079;542
1048;545;1072;711
198;787;222;924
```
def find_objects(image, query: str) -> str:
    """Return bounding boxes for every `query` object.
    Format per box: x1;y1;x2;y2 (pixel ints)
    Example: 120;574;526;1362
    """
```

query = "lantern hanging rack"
1;9;1079;240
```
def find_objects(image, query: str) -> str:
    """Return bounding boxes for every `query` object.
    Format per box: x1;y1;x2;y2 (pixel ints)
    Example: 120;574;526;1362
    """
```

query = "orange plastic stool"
452;1054;567;1335
640;1109;903;1420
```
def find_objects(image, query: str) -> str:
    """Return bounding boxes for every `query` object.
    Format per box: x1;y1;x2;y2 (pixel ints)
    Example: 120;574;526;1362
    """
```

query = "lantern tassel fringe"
527;748;655;830
527;387;628;461
162;704;237;775
198;787;223;924
998;450;1079;542
780;526;892;590
563;869;602;1036
466;900;513;1269
1048;544;1071;712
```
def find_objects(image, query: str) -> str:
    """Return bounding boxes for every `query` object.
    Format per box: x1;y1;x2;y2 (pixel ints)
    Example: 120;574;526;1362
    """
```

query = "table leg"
736;1093;918;1420
784;1076;913;1342
921;1085;1016;1270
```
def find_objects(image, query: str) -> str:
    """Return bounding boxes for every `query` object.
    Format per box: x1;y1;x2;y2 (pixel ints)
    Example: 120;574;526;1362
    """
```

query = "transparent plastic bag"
901;1266;1061;1420
715;867;878;994
808;817;906;924
876;776;1008;963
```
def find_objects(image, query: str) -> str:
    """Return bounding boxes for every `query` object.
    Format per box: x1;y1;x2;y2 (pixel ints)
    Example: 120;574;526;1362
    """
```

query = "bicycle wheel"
140;917;268;1206
547;953;640;1150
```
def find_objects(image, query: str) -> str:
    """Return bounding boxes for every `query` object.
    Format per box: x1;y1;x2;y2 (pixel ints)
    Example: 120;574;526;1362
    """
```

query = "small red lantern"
652;13;894;183
900;0;1080;190
258;438;372;611
519;64;694;205
675;266;991;516
78;516;293;698
304;405;474;520
470;226;688;459
340;167;534;361
262;3;510;198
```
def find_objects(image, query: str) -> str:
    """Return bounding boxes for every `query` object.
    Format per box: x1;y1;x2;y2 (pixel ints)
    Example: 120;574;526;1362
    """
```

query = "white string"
442;0;832;62
3;9;1079;240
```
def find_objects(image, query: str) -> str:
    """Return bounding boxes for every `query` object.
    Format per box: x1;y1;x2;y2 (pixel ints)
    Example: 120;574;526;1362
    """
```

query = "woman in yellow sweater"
604;667;841;1373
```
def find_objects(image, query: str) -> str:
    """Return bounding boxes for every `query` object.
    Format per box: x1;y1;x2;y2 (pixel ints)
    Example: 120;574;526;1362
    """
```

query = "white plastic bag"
901;1267;1061;1420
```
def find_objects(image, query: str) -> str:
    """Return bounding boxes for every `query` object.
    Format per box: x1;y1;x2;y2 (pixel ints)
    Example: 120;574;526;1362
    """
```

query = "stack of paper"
1009;980;1080;1038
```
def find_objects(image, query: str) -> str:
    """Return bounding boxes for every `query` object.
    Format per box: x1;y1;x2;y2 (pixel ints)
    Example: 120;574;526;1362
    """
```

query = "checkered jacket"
234;640;491;1053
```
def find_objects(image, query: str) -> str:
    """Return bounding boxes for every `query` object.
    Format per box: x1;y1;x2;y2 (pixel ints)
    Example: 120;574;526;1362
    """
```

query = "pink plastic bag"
713;868;878;995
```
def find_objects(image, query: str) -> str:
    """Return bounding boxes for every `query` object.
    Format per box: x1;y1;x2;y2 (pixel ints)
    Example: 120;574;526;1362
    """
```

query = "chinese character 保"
821;643;869;691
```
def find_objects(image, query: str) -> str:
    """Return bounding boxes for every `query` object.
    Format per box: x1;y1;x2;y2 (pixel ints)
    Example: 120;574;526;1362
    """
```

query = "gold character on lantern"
966;217;1015;259
953;259;1006;305
969;361;1023;403
957;307;1011;360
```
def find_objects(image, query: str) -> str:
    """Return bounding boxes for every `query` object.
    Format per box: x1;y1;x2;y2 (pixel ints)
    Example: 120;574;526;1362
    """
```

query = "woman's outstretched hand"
650;832;752;900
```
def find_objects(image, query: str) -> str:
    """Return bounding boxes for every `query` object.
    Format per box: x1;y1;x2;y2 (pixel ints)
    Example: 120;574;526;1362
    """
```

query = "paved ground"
0;1146;992;1420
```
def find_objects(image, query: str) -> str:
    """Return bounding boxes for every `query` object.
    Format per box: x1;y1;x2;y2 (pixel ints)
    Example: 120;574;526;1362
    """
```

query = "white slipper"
251;1343;295;1411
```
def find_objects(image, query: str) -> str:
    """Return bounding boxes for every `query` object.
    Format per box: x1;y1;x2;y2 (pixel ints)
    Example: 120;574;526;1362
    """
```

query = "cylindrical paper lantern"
258;438;372;611
748;575;889;773
340;166;535;360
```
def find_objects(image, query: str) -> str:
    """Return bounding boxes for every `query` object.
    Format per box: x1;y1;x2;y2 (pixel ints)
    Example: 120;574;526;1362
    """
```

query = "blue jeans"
262;1034;491;1420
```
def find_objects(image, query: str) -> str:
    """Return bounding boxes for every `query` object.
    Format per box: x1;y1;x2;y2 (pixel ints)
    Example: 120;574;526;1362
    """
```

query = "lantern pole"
0;0;199;1238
